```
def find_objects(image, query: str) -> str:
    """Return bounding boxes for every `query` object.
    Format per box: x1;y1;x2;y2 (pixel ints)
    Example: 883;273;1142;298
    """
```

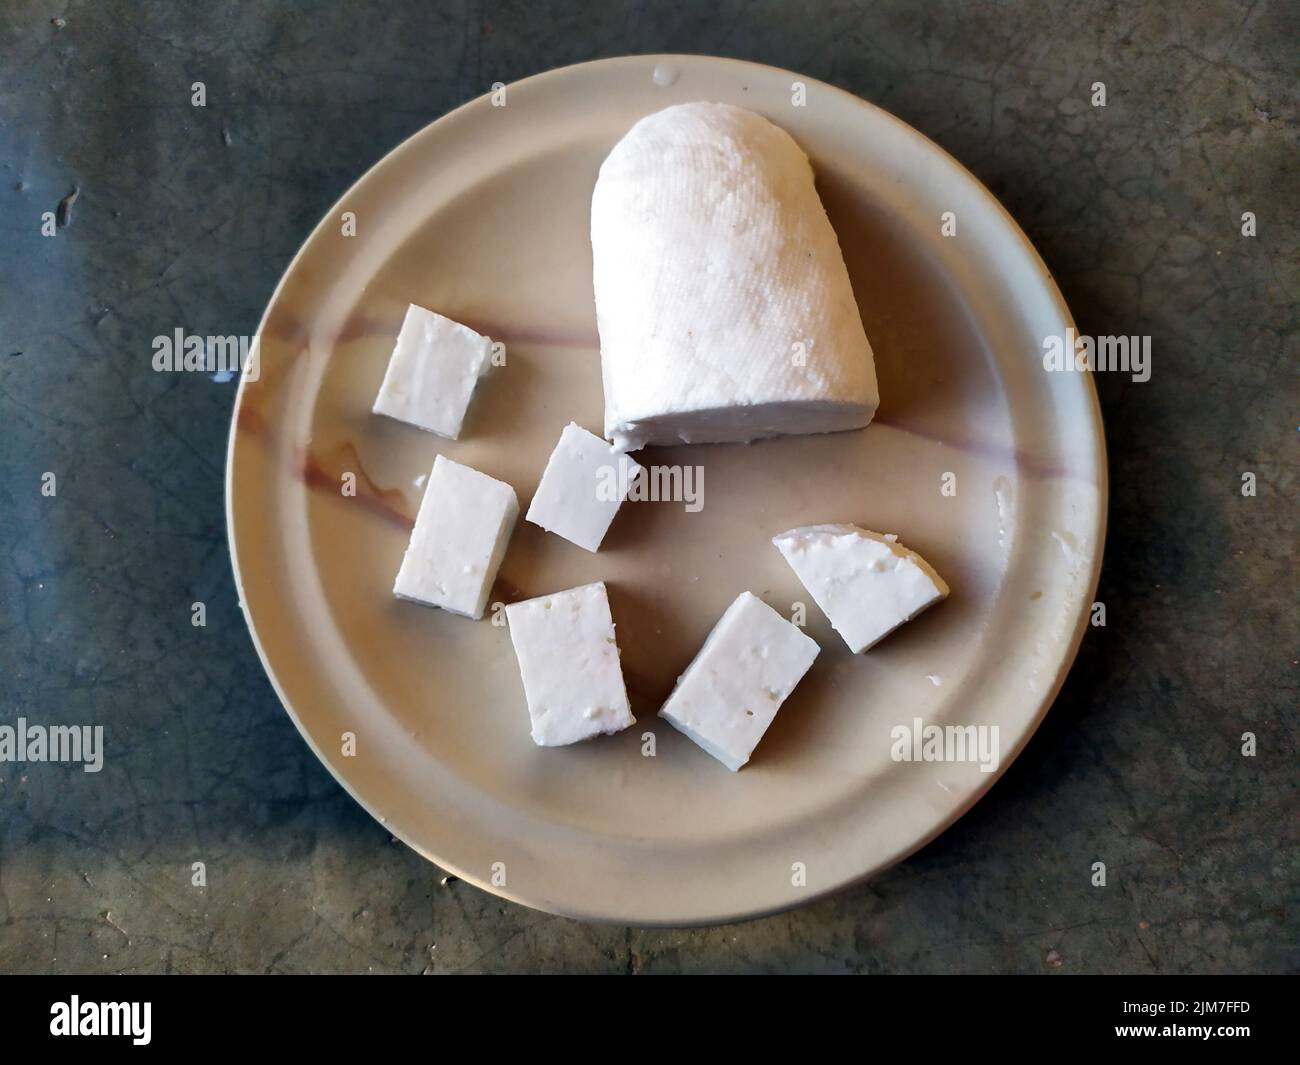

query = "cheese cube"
394;455;518;619
773;524;949;653
525;423;643;552
372;303;493;439
658;591;819;771
505;582;635;746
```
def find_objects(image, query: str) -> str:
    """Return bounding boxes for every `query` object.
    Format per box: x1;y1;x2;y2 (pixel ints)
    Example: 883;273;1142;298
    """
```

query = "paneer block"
372;303;493;439
658;591;819;771
525;423;643;552
505;582;635;746
773;524;949;652
592;102;878;450
393;454;518;619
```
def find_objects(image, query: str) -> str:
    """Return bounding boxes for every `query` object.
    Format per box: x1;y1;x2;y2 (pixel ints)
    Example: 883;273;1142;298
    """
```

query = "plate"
226;55;1106;925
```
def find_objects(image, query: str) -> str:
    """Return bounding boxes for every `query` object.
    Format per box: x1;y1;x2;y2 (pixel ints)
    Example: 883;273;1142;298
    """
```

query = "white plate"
226;55;1106;925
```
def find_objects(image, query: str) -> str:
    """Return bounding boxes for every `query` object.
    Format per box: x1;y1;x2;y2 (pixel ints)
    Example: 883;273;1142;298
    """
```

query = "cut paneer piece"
526;423;643;552
592;102;878;451
372;303;493;439
658;592;819;771
393;454;518;619
505;582;635;747
773;524;949;653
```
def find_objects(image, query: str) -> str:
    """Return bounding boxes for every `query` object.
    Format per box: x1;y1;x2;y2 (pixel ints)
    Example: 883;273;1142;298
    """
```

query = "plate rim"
225;53;1108;927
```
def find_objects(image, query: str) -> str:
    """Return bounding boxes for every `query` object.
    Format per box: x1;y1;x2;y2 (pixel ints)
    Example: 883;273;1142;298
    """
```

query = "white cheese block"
773;524;950;653
526;423;643;552
505;582;635;746
658;591;819;771
393;454;518;619
591;101;879;451
372;303;493;439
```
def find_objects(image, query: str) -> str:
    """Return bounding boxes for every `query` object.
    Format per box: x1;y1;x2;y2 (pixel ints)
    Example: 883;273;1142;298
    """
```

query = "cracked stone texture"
0;0;1295;974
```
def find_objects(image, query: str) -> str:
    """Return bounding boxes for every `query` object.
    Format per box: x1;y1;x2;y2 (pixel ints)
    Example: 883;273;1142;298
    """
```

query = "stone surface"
0;1;1294;973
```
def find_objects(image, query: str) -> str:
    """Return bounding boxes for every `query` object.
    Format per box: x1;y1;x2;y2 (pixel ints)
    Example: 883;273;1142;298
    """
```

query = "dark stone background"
0;1;1294;973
